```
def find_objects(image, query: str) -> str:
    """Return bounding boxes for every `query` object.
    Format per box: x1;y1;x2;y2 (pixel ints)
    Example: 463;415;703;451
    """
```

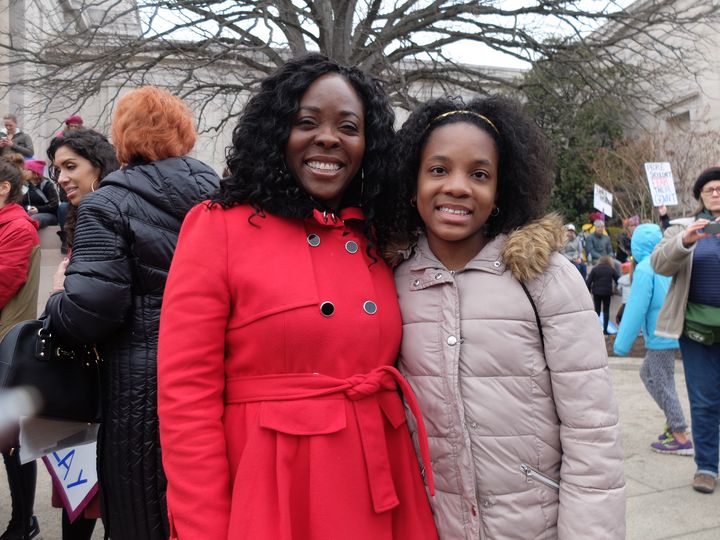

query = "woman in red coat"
158;54;437;540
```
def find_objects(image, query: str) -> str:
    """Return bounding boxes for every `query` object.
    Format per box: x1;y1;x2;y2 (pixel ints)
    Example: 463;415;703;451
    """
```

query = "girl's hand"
52;257;69;292
682;219;712;247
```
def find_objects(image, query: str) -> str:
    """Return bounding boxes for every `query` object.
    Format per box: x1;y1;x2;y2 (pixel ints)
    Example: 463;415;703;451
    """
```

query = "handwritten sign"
42;443;98;522
644;162;678;205
593;184;613;218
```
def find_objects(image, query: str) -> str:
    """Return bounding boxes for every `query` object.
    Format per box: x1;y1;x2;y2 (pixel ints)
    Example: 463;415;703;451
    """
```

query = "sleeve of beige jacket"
534;254;626;539
650;224;694;277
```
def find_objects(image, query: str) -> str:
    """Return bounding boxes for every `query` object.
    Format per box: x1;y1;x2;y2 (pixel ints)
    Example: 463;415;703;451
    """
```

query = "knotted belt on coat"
224;365;435;513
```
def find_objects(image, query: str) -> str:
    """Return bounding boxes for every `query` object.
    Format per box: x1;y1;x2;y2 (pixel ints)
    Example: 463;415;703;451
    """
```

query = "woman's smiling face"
53;146;101;205
284;73;365;210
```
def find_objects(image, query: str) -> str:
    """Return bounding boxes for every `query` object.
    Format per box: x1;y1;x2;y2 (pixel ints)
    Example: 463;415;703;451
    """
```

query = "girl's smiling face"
416;121;498;270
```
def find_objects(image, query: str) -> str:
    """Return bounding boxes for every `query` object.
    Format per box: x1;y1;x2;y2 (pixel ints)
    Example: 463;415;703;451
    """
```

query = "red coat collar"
310;207;364;228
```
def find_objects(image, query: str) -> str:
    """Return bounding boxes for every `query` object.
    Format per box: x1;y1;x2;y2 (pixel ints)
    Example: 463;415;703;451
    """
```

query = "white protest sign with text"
593;184;613;218
644;162;678;206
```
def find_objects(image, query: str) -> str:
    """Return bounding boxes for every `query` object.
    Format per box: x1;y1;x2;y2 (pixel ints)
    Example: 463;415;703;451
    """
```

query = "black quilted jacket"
45;156;220;540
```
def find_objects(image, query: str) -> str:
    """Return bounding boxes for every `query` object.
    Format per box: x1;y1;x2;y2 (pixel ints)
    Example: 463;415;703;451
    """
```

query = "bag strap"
519;281;545;354
29;182;49;205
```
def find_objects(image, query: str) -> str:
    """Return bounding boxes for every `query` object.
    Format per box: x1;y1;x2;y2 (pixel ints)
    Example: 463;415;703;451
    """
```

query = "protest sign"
43;443;98;522
644;162;678;206
593;184;613;218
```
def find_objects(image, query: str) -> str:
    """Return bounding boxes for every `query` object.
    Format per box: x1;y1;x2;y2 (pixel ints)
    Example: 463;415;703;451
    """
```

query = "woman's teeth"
307;161;340;171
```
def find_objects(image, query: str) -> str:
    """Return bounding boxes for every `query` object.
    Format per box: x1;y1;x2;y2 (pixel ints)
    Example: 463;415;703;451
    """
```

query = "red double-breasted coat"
158;203;437;540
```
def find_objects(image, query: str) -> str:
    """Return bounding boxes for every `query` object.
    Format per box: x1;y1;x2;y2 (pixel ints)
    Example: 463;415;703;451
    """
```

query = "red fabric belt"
224;366;435;513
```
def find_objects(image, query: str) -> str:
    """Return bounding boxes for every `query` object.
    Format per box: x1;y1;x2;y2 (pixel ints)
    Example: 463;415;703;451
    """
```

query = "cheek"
77;178;93;196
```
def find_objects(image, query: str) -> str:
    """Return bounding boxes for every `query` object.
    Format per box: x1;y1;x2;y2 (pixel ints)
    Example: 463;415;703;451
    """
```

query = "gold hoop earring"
91;180;98;192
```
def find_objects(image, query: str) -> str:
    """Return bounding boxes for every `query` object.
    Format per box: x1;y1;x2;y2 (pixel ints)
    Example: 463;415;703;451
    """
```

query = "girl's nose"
442;173;472;196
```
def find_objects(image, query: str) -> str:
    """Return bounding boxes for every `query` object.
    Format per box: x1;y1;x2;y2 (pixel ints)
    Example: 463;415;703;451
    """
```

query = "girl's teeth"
439;207;469;215
307;161;340;171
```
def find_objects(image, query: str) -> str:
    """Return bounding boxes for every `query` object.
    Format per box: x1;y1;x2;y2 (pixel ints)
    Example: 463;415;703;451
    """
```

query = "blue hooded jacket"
613;224;679;355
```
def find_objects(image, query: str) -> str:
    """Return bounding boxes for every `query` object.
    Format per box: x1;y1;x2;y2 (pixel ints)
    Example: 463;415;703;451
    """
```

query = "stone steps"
38;224;61;250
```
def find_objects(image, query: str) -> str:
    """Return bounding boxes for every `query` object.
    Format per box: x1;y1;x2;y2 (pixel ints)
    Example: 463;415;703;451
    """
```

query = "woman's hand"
682;219;715;247
27;206;37;215
52;257;69;292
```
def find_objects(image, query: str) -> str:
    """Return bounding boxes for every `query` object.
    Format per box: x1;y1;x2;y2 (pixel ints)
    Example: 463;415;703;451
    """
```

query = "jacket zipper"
520;464;560;491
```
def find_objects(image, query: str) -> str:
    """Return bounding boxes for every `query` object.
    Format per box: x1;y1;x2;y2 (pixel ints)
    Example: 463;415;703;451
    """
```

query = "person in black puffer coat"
45;87;220;540
587;254;620;334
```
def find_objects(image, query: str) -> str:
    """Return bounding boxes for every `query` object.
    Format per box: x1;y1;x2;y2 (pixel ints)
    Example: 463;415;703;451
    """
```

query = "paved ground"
1;246;718;539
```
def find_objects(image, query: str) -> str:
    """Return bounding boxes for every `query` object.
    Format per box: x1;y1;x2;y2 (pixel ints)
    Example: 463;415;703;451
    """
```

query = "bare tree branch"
1;0;718;135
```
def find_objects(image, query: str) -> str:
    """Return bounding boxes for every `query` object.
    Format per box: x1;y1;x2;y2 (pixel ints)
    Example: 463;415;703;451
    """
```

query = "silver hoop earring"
490;206;500;217
410;196;417;208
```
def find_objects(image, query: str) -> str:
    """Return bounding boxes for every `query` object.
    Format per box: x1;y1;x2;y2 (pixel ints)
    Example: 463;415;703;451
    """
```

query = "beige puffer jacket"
395;215;626;540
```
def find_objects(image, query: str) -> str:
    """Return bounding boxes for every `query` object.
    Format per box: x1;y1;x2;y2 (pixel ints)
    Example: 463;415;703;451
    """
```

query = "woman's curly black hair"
393;95;555;245
215;53;396;249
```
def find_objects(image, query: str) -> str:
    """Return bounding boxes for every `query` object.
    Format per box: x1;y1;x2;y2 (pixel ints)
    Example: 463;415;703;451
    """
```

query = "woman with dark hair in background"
46;88;219;540
0;158;41;540
158;54;437;540
46;128;120;539
652;166;720;494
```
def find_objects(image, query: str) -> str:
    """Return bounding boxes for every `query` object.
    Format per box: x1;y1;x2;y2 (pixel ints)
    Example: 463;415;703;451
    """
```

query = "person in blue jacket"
614;223;693;455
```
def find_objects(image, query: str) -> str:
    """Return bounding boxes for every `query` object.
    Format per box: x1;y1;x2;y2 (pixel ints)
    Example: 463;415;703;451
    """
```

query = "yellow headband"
426;110;500;136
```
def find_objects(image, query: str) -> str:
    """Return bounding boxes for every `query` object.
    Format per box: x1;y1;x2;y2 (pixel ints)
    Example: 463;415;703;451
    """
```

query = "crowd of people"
0;52;718;540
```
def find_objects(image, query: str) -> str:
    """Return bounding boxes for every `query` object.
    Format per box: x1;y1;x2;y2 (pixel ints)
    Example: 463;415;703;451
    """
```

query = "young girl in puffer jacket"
391;96;626;539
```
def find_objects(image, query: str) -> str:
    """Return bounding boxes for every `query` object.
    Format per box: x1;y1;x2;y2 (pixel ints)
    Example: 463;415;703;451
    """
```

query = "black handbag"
0;318;102;423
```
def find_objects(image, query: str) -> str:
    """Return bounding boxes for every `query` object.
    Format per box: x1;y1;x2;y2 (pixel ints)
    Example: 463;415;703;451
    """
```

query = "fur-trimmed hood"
390;213;566;281
502;213;566;282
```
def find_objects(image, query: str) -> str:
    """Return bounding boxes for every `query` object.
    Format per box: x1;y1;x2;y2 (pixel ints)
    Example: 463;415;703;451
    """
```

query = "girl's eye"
429;166;446;175
296;118;317;127
340;123;359;133
472;170;489;180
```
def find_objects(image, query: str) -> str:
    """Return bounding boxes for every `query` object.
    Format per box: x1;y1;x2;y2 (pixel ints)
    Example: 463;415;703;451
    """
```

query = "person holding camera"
652;167;720;494
0;115;34;159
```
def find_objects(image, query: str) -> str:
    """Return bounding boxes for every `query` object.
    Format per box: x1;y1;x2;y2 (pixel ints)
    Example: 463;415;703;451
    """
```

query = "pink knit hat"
64;114;83;126
24;159;46;177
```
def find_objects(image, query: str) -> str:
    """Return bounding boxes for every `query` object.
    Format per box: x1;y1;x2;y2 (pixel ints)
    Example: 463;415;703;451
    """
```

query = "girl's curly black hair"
215;53;396;250
393;95;555;245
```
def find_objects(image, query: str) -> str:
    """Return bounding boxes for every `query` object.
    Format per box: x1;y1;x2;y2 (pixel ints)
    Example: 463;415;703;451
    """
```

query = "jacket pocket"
520;464;560;491
259;399;347;436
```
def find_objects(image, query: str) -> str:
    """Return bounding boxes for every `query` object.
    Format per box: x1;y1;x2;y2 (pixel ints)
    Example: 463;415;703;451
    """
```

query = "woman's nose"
314;126;340;148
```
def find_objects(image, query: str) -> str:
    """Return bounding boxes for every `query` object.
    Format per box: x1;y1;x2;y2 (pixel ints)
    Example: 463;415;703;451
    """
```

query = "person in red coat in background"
158;54;438;540
0;158;41;540
0;159;39;315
